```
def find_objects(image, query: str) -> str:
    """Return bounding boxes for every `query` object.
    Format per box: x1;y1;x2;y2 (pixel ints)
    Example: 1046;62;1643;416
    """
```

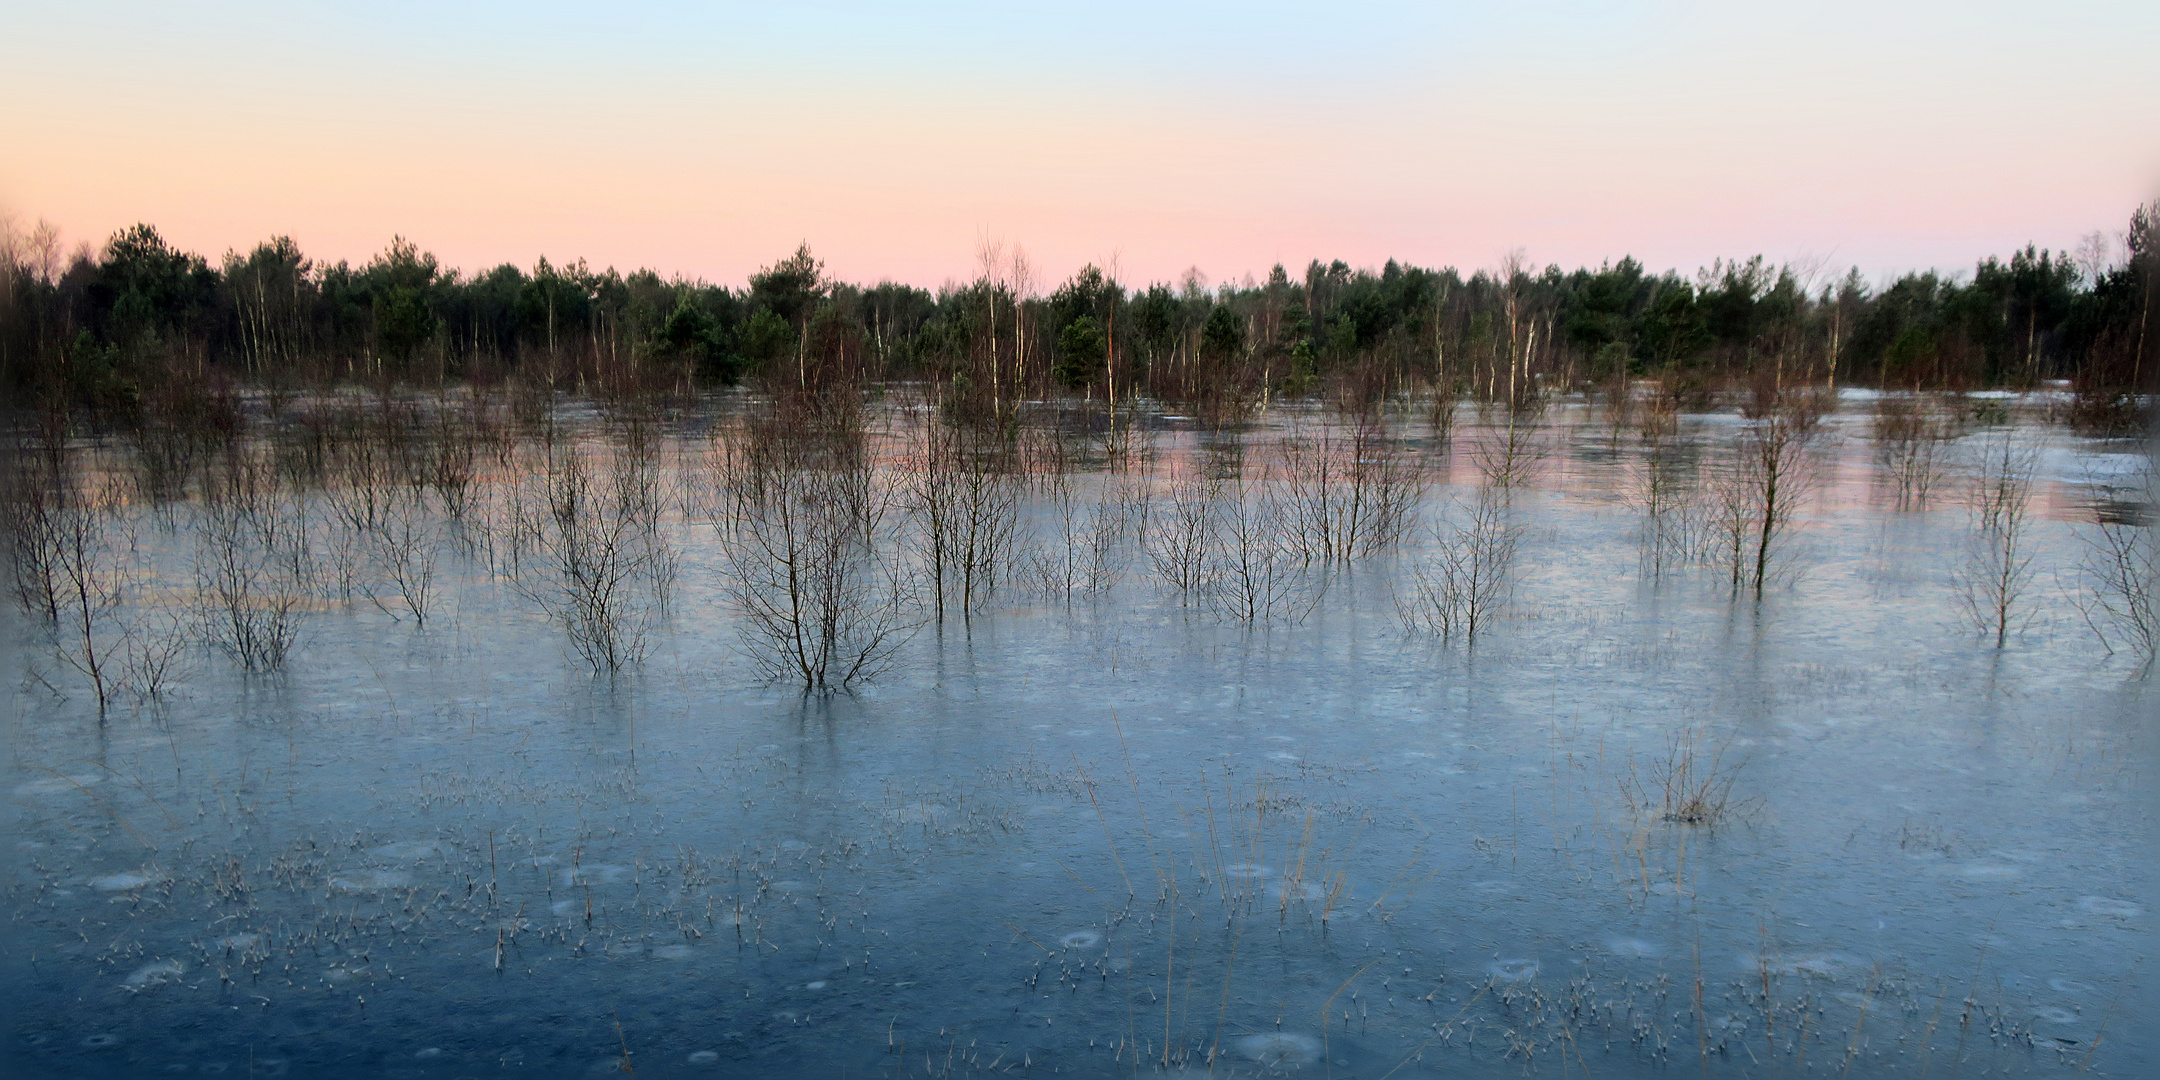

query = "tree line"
2;207;2151;431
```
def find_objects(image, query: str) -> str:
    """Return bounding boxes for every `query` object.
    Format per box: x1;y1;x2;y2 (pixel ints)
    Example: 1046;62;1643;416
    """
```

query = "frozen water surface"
4;404;2150;1078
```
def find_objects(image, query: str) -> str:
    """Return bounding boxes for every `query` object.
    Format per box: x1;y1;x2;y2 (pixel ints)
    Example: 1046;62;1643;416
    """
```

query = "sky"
2;1;2155;291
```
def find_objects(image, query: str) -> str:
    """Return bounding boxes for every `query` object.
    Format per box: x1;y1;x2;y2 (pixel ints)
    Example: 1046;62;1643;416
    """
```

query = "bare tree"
1399;486;1520;646
1952;433;2039;648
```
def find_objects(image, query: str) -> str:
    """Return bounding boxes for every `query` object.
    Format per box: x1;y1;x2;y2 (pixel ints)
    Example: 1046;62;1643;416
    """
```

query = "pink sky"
4;2;2154;290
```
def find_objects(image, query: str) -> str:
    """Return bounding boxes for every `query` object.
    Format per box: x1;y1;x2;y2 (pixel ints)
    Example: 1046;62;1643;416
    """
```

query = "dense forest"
1;207;2151;433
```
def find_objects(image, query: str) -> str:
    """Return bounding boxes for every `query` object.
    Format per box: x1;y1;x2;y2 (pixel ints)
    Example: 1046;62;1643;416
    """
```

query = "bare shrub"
1147;476;1217;597
1620;726;1745;826
1280;421;1423;562
3;447;65;623
1025;471;1129;599
1425;376;1459;449
1398;486;1520;646
1637;376;1686;443
907;421;1021;623
506;445;665;674
195;500;308;674
362;488;441;626
424;403;481;521
716;415;917;689
1706;399;1819;598
1872;396;1950;510
1204;474;1310;624
126;416;204;507
1633;439;1702;581
114;607;196;704
1469;419;1546;492
2078;471;2156;671
45;482;128;708
25;477;200;709
1951;433;2038;648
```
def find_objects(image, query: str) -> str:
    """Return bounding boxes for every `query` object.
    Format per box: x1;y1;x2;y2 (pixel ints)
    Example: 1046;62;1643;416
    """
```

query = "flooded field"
5;391;2152;1078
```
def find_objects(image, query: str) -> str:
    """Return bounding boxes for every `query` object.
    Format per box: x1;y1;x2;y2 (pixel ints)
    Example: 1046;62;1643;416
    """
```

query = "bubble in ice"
687;1050;720;1065
805;980;827;990
1232;1032;1323;1066
1487;959;1540;982
1274;881;1328;905
1957;864;2023;881
214;932;263;952
1740;952;1861;978
778;840;811;852
1266;735;1297;743
561;864;631;887
1605;938;1665;959
551;899;580;917
605;941;646;957
124;959;186;989
93;869;168;891
14;774;102;797
80;1033;121;1049
2031;1006;2078;1025
1221;863;1272;882
2075;896;2139;917
1060;931;1103;950
369;840;447;860
329;869;411;892
653;944;694;960
1266;752;1299;762
414;1047;444;1059
771;880;809;893
884;804;951;825
2049;978;2094;994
